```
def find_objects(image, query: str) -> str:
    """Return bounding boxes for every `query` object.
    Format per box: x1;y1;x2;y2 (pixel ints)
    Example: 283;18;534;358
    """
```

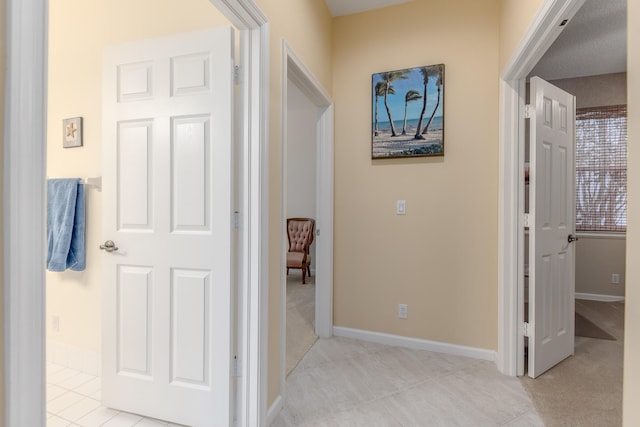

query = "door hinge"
524;104;532;119
233;211;240;230
233;356;241;377
522;213;531;228
523;322;532;338
234;65;241;85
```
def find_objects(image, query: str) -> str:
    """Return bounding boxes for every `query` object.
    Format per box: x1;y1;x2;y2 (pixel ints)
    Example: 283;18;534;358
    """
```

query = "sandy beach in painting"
372;124;443;157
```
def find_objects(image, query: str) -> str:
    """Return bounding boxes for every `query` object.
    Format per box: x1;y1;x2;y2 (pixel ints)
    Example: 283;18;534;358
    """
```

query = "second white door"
528;76;576;378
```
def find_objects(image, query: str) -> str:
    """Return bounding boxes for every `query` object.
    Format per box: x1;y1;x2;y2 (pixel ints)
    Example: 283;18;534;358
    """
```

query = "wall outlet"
396;200;406;215
398;304;408;319
611;273;620;284
52;315;60;332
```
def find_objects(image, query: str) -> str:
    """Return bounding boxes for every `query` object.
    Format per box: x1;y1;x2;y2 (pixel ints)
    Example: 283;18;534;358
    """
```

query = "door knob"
100;240;119;252
567;234;579;243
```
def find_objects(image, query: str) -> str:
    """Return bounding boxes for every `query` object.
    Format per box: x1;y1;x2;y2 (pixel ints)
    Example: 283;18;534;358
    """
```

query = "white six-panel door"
102;27;234;426
528;76;576;378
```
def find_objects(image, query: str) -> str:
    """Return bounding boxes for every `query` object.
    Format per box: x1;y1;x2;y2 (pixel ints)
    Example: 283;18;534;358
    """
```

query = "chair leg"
302;268;306;284
307;265;311;277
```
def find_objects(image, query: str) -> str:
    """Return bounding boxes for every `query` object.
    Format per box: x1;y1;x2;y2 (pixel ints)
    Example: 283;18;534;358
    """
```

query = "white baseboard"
575;292;625;302
333;326;496;362
47;341;101;376
266;394;283;426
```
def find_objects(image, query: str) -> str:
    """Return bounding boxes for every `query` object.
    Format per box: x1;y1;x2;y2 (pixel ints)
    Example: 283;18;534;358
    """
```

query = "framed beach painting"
372;64;444;159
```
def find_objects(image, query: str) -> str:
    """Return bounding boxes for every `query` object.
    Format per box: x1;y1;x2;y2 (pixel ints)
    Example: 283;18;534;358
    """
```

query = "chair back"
287;218;315;253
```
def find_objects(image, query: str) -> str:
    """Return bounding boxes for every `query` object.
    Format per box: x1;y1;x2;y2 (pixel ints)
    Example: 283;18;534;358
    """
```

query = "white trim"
266;395;283;426
333;327;496;362
46;341;101;377
576;293;625;302
5;1;269;426
280;40;334;419
4;0;48;426
501;0;586;81
208;1;270;425
279;43;288;413
315;104;334;339
497;78;523;377
498;0;585;377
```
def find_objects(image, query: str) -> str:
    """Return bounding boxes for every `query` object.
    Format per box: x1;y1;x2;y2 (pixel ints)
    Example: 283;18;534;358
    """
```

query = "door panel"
171;268;210;385
172;115;211;231
528;76;576;378
102;27;234;426
117;266;152;376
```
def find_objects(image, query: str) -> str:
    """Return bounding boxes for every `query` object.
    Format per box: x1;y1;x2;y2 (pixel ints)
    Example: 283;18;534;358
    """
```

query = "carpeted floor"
575;311;616;341
520;300;624;427
286;271;318;376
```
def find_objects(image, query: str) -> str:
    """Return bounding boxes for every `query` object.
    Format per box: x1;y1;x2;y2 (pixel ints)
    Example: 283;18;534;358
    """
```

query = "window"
575;104;627;233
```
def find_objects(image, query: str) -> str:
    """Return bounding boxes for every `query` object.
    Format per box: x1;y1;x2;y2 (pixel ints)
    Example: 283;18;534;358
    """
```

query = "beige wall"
575;237;625;297
499;0;544;71
332;0;499;350
253;0;333;405
46;0;230;359
551;73;627;298
551;72;627;108
623;1;640;425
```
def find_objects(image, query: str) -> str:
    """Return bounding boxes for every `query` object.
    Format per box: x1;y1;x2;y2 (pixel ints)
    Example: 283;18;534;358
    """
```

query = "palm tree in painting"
373;81;392;137
421;70;443;136
414;66;438;140
380;70;408;137
401;89;422;135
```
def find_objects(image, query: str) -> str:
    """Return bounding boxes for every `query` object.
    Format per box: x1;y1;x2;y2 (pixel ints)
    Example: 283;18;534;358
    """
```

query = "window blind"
575;104;627;232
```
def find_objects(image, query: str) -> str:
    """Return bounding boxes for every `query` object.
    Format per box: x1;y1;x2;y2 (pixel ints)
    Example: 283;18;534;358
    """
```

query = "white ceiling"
324;0;627;81
530;0;627;80
324;0;412;17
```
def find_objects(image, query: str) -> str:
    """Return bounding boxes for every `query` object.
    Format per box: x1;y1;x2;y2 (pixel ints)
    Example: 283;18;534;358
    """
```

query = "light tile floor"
47;363;187;427
49;338;545;426
272;336;545;426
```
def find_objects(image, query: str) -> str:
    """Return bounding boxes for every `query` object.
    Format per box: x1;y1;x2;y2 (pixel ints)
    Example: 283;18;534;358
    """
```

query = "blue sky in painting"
372;66;443;125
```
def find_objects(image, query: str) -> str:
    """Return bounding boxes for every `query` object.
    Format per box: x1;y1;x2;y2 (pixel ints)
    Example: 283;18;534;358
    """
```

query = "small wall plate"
63;117;83;148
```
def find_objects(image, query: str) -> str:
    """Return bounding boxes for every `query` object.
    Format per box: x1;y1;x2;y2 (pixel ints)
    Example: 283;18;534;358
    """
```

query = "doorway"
4;0;268;425
497;0;586;376
498;0;627;384
284;79;319;376
279;41;334;403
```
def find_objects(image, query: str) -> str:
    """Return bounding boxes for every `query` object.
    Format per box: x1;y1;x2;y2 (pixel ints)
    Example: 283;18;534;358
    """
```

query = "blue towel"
47;179;86;272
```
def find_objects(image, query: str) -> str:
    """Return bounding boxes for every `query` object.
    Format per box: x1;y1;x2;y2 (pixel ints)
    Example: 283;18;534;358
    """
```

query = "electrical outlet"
611;273;620;284
396;200;406;215
398;304;408;319
52;315;60;332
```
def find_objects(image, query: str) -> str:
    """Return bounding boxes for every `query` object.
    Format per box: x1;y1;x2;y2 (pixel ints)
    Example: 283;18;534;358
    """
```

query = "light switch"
396;199;406;215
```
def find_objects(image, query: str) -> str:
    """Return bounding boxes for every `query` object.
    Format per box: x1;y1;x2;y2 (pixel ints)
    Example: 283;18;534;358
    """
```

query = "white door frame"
279;40;333;408
3;1;270;426
497;0;585;376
